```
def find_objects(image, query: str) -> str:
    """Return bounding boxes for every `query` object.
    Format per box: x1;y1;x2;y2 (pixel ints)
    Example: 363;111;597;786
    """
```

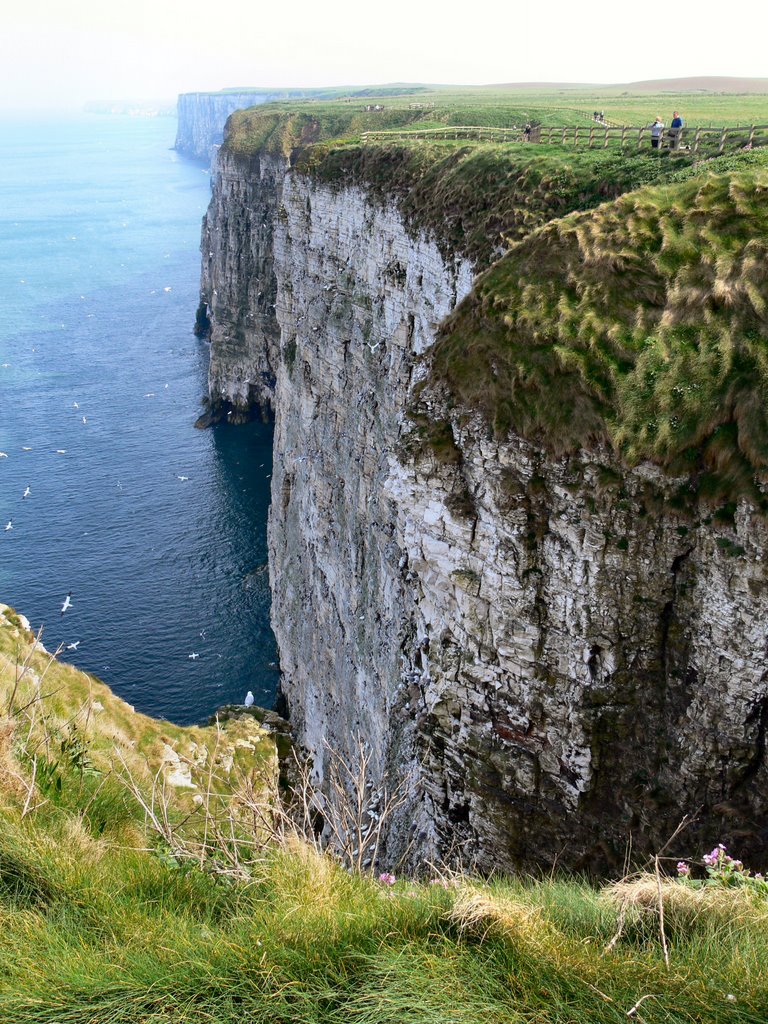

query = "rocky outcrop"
200;150;768;873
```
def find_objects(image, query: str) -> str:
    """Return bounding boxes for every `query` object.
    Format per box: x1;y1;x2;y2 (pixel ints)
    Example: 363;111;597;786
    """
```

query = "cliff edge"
200;102;768;872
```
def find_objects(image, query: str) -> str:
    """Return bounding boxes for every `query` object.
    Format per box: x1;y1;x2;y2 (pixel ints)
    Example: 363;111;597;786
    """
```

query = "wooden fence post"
621;126;627;148
693;127;701;154
718;127;727;153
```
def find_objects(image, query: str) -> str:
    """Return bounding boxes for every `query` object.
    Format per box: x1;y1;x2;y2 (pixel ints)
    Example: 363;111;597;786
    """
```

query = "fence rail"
360;123;768;155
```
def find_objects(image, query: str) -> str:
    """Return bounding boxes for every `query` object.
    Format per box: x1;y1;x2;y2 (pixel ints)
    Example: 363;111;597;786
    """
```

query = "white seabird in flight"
61;592;72;615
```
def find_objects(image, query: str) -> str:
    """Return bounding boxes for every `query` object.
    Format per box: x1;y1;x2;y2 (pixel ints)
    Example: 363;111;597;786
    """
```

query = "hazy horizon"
2;0;767;113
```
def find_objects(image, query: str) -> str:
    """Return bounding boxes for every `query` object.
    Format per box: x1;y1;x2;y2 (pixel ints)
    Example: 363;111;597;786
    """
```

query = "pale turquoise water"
0;115;278;724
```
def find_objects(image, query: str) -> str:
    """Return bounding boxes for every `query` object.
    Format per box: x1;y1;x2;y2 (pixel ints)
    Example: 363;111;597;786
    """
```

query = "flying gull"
61;592;72;615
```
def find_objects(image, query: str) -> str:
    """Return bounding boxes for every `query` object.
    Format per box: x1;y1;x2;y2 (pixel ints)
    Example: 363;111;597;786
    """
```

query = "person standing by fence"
669;111;684;150
650;116;664;149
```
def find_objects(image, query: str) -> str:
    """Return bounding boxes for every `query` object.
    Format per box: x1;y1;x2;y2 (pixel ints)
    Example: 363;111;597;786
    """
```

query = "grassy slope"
429;152;768;501
0;605;276;839
2;825;767;1022
2;606;767;1022
221;100;595;159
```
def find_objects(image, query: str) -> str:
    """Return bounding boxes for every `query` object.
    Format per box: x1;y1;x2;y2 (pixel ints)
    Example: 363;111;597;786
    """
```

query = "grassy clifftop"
429;155;768;501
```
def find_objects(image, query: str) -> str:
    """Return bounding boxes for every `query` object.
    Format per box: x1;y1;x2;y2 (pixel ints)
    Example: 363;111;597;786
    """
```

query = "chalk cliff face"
176;92;271;161
201;149;285;417
200;150;768;872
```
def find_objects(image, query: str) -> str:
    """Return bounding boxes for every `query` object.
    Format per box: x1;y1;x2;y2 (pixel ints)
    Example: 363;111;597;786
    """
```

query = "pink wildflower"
677;861;690;876
378;872;396;886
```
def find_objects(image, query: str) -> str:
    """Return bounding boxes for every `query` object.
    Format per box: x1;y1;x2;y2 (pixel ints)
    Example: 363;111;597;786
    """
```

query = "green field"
223;84;768;152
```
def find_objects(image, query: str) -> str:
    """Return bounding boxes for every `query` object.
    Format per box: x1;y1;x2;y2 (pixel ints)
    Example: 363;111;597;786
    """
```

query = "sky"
1;0;767;111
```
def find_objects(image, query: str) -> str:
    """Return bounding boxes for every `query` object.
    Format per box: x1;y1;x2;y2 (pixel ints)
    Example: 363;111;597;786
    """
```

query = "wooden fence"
360;123;768;155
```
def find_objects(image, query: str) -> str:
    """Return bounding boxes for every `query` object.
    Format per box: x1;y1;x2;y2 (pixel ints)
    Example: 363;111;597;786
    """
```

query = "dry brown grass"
449;884;549;944
604;874;768;929
0;719;27;801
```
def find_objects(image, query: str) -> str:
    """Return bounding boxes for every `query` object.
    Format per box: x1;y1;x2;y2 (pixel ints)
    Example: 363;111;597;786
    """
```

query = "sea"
0;114;278;725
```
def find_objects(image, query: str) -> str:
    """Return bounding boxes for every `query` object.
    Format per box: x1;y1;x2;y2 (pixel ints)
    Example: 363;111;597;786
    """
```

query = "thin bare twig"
627;993;658;1017
654;855;670;969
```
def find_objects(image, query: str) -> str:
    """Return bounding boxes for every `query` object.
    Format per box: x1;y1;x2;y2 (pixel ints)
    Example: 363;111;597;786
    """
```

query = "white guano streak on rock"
268;174;473;862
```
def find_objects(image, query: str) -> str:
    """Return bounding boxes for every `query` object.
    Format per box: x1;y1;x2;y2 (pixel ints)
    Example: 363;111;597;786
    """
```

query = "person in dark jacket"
669;111;684;149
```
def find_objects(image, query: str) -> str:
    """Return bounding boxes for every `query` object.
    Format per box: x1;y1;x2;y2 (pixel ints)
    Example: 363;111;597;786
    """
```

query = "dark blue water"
0;115;277;724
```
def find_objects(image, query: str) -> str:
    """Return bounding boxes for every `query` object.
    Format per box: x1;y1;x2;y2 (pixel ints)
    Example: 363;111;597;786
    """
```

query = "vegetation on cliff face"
299;142;708;266
429;157;768;502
